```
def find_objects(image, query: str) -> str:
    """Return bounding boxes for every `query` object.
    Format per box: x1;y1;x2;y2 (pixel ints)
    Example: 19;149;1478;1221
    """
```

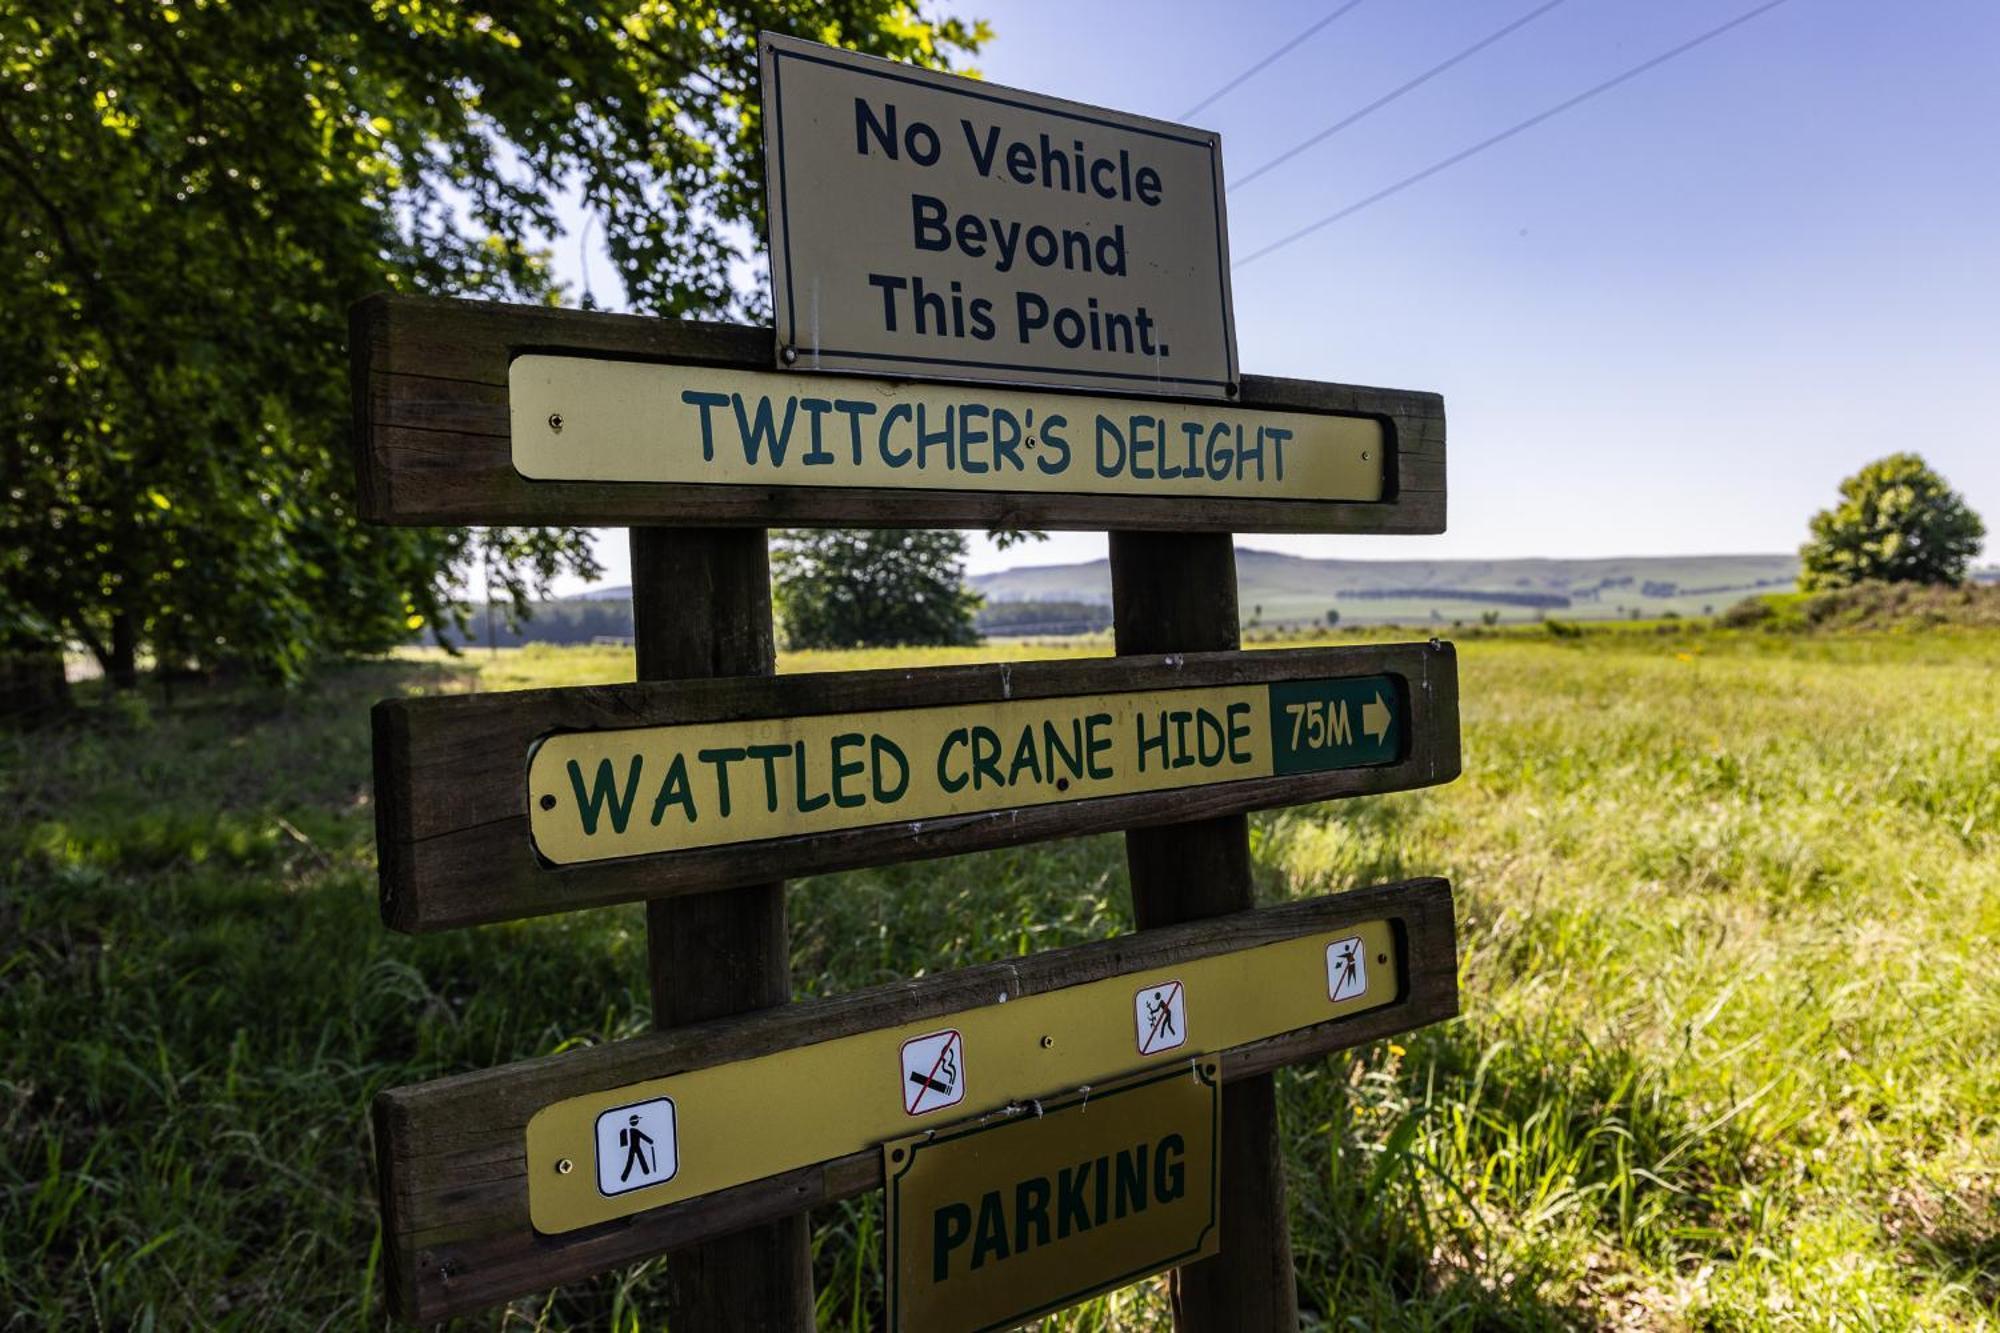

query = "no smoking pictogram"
900;1029;966;1116
1134;980;1187;1056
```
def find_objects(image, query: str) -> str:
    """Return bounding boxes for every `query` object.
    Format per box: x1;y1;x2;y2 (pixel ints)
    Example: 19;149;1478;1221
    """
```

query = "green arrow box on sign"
1266;676;1402;774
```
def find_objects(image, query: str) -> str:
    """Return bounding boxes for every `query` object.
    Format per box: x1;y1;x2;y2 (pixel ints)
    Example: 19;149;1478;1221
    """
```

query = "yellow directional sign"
884;1065;1220;1333
525;919;1398;1234
528;674;1403;865
510;356;1381;502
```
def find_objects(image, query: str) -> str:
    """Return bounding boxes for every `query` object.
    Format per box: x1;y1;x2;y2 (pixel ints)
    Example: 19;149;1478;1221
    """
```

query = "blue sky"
549;0;1998;584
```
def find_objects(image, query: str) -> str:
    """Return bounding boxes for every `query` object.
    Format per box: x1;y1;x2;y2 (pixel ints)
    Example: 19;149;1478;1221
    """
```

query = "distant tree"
774;531;981;650
975;600;1112;636
1799;454;1985;591
1324;608;1340;627
1;3;985;691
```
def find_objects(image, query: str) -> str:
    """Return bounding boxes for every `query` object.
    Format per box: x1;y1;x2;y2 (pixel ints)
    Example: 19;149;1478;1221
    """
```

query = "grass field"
4;625;1996;1329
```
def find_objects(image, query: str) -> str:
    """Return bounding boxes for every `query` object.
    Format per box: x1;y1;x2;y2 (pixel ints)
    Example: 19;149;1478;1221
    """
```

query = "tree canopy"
1798;453;1985;592
1;1;984;685
774;529;982;649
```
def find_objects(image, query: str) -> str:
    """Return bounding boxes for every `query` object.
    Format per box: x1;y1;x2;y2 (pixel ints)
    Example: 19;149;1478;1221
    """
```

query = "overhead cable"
1180;0;1371;120
1233;0;1574;191
1234;0;1795;267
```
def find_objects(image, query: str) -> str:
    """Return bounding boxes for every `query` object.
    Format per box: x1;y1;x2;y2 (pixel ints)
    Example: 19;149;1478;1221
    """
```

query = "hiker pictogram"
1326;936;1368;1002
593;1096;678;1197
900;1029;967;1116
1134;980;1187;1055
619;1115;653;1181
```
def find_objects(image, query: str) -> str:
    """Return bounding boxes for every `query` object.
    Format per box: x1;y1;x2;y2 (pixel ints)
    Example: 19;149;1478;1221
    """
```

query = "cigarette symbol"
902;1030;966;1115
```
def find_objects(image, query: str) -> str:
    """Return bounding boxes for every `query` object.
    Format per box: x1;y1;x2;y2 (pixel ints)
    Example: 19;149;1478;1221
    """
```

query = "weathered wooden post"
1112;530;1297;1327
630;527;813;1328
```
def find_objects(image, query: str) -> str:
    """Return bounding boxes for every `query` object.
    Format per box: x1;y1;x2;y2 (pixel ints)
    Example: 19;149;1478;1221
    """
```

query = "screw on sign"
900;1029;967;1116
1135;980;1187;1056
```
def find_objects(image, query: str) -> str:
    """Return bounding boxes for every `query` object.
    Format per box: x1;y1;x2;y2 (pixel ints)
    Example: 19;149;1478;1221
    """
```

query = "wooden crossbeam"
349;293;1445;534
371;642;1460;933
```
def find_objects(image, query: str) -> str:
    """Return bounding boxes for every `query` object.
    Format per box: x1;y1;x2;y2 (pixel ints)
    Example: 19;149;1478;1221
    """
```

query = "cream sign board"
510;356;1381;502
758;33;1238;398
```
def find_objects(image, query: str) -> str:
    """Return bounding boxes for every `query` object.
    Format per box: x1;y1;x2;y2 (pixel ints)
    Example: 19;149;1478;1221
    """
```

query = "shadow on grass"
1282;1009;1766;1331
1893;1186;2000;1314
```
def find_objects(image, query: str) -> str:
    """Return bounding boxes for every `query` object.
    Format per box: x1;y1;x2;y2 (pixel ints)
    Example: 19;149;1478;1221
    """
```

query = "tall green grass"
2;629;1994;1328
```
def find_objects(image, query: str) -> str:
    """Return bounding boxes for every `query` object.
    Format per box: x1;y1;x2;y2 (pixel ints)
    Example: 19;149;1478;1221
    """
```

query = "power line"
1233;0;1573;192
1180;0;1371;121
1233;0;1796;269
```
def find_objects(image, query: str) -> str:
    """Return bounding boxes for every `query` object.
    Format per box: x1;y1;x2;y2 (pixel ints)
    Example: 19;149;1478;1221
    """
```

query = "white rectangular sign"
759;32;1238;399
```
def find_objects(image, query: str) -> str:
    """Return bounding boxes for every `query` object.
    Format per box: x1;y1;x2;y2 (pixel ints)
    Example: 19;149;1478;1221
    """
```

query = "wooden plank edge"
383;754;1460;933
378;641;1447;735
356;293;1441;415
351;460;1449;535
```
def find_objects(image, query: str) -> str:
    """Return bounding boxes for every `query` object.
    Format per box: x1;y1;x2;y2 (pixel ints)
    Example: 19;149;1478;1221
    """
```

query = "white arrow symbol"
1362;693;1392;743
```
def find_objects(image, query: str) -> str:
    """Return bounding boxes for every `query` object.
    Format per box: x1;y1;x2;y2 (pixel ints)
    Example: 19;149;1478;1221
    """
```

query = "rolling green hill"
973;550;1799;627
465;553;1803;646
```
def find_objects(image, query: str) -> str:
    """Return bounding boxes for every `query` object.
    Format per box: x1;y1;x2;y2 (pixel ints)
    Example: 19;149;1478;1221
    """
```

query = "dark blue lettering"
680;390;729;462
730;394;796;467
959;404;989;474
1094;415;1125;478
835;399;876;465
879;402;914;467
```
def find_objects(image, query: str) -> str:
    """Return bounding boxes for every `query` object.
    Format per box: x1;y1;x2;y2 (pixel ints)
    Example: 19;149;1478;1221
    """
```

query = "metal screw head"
780;345;799;365
547;413;564;433
1039;1035;1054;1049
1360;450;1370;461
1225;381;1240;398
556;1158;574;1175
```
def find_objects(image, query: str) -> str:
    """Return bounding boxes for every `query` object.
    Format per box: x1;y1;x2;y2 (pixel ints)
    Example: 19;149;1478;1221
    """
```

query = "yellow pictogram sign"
525;918;1398;1234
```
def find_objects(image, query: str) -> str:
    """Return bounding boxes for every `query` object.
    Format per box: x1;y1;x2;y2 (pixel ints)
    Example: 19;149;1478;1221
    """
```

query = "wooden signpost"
357;31;1459;1332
